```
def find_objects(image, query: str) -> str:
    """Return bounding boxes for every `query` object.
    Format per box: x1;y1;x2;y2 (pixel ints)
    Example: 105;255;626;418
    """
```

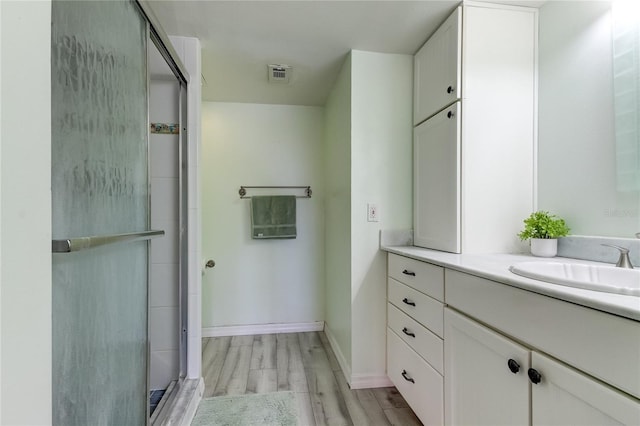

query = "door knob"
205;259;215;269
528;368;542;384
507;359;520;374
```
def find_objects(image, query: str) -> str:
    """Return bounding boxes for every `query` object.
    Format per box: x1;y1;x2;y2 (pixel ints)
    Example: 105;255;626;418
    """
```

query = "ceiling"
146;1;543;107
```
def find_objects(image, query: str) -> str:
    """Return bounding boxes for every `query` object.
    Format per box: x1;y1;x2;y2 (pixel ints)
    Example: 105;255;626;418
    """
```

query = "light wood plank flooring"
202;332;422;426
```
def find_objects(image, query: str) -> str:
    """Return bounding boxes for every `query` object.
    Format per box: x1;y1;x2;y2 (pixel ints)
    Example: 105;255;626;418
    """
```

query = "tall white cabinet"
413;4;537;253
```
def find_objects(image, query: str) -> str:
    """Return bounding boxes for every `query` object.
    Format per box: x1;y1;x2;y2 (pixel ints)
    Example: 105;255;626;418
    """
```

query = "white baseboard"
202;321;324;338
349;374;393;390
323;324;352;385
324;324;393;390
202;322;392;390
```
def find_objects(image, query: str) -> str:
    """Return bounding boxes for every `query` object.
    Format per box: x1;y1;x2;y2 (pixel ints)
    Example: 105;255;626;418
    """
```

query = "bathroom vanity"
384;248;640;425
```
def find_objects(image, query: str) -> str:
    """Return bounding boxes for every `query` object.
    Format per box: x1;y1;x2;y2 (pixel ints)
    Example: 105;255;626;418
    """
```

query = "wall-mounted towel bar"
239;185;312;199
52;230;165;253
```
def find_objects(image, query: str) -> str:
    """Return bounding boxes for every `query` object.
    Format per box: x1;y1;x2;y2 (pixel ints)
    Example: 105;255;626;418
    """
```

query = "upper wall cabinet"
414;8;461;126
413;4;537;254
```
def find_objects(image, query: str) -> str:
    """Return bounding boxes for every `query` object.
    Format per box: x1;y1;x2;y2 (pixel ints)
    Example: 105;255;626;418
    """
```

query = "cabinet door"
414;6;461;125
444;308;530;426
531;352;640;426
414;103;460;253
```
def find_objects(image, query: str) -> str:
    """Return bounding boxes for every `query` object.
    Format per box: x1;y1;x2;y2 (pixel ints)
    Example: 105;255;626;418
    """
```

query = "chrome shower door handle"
52;230;165;253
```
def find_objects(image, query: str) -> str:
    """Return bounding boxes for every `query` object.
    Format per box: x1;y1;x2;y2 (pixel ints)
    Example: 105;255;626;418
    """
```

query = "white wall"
201;102;325;329
323;51;413;387
149;79;180;390
538;1;639;237
0;1;52;424
350;50;413;385
323;54;353;371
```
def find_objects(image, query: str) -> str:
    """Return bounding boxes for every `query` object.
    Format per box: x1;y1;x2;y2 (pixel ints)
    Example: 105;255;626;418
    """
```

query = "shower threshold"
150;378;204;426
150;380;176;425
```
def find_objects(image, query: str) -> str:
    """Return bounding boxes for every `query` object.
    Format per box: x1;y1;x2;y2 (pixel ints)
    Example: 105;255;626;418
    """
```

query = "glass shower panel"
51;1;149;424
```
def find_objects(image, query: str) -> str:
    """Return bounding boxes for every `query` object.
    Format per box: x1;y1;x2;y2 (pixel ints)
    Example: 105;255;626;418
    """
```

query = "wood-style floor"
201;332;422;426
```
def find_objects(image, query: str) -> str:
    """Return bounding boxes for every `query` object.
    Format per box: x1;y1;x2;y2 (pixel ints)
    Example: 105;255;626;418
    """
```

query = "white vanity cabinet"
445;269;640;425
445;308;640;425
413;3;536;253
386;254;445;425
385;252;640;426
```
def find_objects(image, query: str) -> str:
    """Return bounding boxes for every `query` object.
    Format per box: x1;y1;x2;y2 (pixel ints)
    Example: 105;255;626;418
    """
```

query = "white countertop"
382;245;640;322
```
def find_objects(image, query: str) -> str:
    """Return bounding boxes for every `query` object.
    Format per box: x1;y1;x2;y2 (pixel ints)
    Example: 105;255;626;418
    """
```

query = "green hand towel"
251;195;297;239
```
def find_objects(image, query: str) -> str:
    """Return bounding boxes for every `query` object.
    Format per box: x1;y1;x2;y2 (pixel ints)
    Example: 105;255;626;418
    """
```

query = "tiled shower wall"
149;79;180;390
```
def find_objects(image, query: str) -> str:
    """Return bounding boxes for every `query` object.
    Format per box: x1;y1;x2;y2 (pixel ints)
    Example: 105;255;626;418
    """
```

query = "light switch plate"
367;203;379;222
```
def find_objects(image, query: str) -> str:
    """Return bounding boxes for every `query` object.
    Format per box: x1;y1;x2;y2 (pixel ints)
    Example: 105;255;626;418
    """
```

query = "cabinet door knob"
402;269;416;276
528;368;542;384
447;110;454;119
402;327;416;338
507;359;520;374
401;369;415;383
447;85;454;94
402;298;416;307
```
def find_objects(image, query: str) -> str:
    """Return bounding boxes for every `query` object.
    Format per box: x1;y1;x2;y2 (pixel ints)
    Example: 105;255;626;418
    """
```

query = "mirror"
538;0;639;238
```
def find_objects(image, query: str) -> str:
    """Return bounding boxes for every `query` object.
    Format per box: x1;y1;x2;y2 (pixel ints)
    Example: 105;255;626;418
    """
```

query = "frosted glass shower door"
51;1;151;424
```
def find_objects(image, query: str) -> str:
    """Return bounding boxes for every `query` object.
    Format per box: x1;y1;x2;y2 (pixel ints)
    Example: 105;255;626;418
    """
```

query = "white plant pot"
530;238;557;257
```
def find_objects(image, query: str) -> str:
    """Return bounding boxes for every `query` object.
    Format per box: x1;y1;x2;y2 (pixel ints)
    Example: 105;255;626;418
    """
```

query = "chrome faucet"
601;244;634;268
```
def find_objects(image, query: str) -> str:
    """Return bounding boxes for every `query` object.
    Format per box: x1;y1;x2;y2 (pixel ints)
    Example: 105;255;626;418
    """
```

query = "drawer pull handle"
528;368;542;384
401;370;415;383
507;359;520;374
402;327;416;338
447;85;454;94
402;269;416;276
402;298;416;307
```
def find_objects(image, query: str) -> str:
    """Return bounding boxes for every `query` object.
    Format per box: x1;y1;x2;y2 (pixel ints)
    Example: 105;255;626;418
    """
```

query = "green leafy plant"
517;211;570;240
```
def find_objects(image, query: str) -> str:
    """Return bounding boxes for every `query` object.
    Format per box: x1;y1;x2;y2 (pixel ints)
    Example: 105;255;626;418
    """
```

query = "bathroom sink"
509;262;640;296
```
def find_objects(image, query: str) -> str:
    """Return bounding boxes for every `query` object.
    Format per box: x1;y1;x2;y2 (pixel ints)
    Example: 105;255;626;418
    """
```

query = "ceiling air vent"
268;64;291;84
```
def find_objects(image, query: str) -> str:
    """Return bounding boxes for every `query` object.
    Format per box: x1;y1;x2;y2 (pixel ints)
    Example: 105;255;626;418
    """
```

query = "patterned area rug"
191;391;299;426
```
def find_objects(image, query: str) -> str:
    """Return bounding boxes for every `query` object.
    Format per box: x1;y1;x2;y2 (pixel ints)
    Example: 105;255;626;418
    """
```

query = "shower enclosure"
51;1;189;424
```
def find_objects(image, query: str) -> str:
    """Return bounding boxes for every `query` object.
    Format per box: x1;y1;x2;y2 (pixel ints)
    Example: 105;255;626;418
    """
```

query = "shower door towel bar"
239;185;312;199
52;230;165;253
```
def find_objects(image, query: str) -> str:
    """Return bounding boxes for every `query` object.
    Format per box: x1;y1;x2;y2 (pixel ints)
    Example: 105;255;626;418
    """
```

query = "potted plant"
517;211;570;257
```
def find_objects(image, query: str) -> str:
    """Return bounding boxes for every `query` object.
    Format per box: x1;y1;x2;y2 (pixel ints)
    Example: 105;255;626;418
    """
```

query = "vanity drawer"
388;302;444;374
387;327;444;426
389;253;444;302
389;278;444;338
